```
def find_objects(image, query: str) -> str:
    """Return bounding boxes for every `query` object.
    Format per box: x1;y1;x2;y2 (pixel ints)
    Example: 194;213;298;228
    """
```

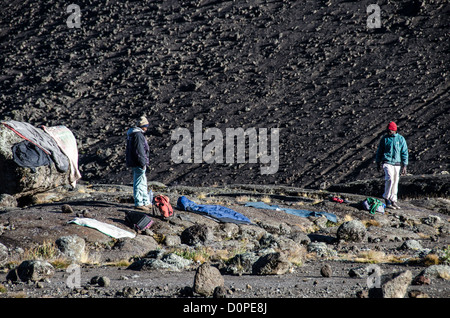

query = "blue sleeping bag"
177;196;252;224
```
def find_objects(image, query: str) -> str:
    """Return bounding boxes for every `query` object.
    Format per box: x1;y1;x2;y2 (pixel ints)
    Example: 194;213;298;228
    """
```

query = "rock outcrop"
0;124;72;199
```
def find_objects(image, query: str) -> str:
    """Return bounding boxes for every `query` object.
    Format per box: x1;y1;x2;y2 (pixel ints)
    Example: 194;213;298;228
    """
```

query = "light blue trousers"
132;167;150;207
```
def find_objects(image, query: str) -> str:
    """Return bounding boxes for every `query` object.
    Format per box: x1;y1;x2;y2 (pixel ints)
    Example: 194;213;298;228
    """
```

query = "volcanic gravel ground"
0;0;449;188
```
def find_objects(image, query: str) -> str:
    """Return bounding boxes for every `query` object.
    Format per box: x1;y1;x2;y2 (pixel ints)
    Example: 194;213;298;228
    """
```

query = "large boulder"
0;124;72;198
337;220;367;242
55;235;86;263
181;224;214;246
193;263;225;297
368;270;413;298
6;260;55;282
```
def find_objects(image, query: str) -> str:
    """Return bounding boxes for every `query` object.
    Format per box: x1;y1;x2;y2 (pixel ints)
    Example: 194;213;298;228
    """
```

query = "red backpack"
153;195;174;218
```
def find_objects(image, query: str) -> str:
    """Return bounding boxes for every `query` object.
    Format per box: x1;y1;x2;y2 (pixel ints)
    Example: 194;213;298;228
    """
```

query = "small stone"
0;193;17;208
120;286;139;297
412;275;431;285
61;204;74;213
98;276;110;287
399;239;423;251
409;290;430;298
356;290;369;298
90;276;100;284
82;210;93;218
213;286;228;298
320;264;332;277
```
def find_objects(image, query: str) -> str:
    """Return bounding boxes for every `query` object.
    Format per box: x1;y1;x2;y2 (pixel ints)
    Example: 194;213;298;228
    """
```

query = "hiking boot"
135;205;150;212
391;202;401;210
385;199;394;209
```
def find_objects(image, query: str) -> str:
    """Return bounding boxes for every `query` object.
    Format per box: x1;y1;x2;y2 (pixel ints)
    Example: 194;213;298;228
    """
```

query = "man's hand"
401;166;407;175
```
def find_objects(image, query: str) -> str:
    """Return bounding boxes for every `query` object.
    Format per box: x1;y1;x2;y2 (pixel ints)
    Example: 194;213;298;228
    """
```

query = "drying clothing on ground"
245;201;338;223
68;217;136;239
41;125;82;187
177;196;253;224
12;140;52;173
2;120;69;173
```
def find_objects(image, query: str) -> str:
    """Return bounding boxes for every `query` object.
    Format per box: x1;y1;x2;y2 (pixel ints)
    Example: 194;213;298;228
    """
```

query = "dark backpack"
153;195;174;219
125;211;153;231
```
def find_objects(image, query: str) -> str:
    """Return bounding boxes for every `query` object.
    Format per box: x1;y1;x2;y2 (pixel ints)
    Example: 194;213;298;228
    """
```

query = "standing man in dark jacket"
126;116;151;211
376;121;409;209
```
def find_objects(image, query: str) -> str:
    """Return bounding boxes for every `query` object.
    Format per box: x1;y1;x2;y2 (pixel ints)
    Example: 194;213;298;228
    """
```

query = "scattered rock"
399;239;423;251
419;265;450;280
220;223;239;239
213;286;228;298
164;234;181;247
61;204;74;214
193;263;225;297
348;266;368;278
356;290;369;298
98;276;111;287
105;235;159;263
0;243;8;264
181;224;214;246
118;286;139;298
290;231;311;245
0;193;17;208
225;252;259;275
409;290;430;298
381;270;412;298
128;251;192;272
0;0;448;300
55;235;86;263
252;252;291;275
369;270;413;298
421;215;443;227
307;242;336;258
7;260;55;282
320;264;332;277
337;220;367;242
412;275;431;285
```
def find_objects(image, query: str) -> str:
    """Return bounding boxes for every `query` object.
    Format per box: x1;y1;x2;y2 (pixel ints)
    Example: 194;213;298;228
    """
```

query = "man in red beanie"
376;121;408;209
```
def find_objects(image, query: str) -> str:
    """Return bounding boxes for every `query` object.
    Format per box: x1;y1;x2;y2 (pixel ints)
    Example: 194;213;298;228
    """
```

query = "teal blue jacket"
376;133;408;166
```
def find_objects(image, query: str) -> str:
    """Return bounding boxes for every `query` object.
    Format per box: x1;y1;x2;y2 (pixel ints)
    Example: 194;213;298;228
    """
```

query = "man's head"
137;116;149;131
387;121;397;135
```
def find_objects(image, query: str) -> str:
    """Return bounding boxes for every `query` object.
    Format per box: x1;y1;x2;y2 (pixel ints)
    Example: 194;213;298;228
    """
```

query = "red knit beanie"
387;122;397;131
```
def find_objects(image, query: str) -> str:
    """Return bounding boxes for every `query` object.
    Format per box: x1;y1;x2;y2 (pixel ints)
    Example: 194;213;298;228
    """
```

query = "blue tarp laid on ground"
245;201;338;223
177;196;253;224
